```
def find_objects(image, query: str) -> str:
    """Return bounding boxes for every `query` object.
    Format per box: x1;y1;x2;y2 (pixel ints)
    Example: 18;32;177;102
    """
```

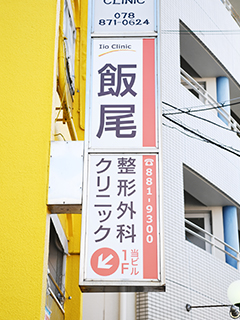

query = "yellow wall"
72;0;88;140
0;1;57;319
54;0;88;314
0;0;88;318
65;214;82;319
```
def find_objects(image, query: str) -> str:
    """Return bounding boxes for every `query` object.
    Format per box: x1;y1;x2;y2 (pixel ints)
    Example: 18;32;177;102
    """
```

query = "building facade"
83;0;240;319
2;0;240;319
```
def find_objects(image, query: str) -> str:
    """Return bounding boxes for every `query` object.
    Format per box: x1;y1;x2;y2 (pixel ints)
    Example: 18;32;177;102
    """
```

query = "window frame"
47;215;68;312
185;210;212;252
63;0;76;96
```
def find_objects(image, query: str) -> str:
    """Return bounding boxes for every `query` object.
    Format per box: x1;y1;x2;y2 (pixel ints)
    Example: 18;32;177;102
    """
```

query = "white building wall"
83;0;240;319
138;0;240;319
180;0;240;84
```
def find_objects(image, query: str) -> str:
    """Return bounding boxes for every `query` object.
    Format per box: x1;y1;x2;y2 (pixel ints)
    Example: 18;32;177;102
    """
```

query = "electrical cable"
163;114;240;157
162;29;240;35
164;113;240;154
162;101;240;135
166;277;227;305
162;123;208;142
162;98;240;114
162;100;240;115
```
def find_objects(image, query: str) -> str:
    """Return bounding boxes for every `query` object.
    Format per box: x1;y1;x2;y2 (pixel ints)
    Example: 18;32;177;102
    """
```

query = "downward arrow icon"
98;254;113;269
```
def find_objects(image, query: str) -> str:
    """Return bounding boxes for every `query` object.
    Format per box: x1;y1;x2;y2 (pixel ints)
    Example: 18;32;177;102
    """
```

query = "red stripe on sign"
143;38;156;147
142;155;158;279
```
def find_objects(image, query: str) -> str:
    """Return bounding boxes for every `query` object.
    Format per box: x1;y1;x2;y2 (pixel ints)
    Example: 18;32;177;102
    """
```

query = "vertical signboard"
80;0;164;292
90;38;156;149
93;0;156;34
85;154;158;282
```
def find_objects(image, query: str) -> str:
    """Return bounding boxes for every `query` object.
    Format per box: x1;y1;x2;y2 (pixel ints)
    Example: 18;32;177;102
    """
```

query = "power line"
162;29;240;35
166;278;226;305
162;100;240;115
162;101;240;135
162;123;206;142
162;97;240;114
163;114;240;157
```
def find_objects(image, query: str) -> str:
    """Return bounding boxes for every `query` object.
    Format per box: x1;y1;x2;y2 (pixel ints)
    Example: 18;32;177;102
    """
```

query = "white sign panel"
84;154;159;282
93;0;156;34
80;0;164;292
90;38;157;149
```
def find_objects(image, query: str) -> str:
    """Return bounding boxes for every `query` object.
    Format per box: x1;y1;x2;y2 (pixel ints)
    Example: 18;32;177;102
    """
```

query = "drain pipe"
216;76;230;125
119;293;127;320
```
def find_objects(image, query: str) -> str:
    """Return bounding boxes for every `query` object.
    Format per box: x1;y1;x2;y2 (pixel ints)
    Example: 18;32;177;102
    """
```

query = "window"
183;166;239;265
48;222;64;301
185;211;212;252
184;189;212;252
63;0;76;96
179;20;240;130
46;216;68;318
